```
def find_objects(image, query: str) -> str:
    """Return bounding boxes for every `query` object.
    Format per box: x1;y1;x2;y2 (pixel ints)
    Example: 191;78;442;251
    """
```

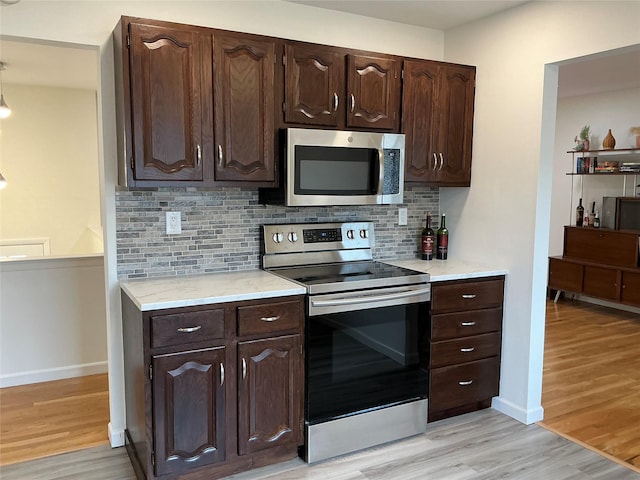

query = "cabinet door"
152;347;226;477
434;64;475;186
583;265;620;301
213;35;276;183
401;59;439;183
346;54;400;130
284;44;344;127
129;23;207;182
237;335;303;456
621;271;640;307
548;257;583;293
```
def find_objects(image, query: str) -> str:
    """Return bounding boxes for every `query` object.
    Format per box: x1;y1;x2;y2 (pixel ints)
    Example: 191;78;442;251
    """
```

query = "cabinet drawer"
431;308;502;340
237;300;302;337
429;357;500;412
431;277;504;314
430;332;501;368
150;308;225;349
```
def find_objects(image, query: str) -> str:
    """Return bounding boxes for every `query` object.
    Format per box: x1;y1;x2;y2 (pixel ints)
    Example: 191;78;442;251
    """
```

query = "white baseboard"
108;422;125;448
492;396;544;425
0;361;108;388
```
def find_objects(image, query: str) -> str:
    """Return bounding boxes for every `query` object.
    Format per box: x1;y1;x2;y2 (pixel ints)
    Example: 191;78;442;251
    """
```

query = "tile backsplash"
116;186;438;279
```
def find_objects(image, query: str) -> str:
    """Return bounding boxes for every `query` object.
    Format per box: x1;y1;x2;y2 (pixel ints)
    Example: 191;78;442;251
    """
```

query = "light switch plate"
166;211;182;234
398;208;408;226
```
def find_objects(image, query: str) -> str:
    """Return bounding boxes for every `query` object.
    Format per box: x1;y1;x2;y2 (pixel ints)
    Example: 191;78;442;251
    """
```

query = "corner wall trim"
492;396;544;425
0;361;108;388
108;422;125;448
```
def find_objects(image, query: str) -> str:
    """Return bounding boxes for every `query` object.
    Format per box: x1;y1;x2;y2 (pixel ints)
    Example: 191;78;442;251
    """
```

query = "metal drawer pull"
242;358;247;380
350;94;355;112
220;363;225;386
460;347;475;352
459;380;473;386
461;321;476;326
462;294;477;299
333;92;339;111
218;144;223;167
432;153;438;171
439;152;444;170
196;144;201;166
260;315;280;322
177;326;202;333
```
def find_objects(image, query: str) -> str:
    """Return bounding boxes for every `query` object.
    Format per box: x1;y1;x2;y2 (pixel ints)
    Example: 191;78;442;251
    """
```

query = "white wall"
442;1;640;423
0;256;107;387
0;0;445;448
550;87;640;255
0;84;102;256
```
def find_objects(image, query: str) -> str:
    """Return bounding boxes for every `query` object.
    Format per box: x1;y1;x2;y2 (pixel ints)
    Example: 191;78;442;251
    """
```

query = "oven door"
306;286;430;426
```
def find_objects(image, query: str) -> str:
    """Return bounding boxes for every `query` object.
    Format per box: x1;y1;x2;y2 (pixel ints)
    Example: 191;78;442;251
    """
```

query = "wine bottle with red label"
421;212;435;260
436;213;448;260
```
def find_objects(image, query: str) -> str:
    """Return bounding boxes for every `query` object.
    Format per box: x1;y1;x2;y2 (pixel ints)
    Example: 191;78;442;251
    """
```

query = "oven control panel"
263;222;374;255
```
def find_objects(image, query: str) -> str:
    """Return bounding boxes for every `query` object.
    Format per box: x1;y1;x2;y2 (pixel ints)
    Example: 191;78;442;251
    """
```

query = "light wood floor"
0;373;110;466
1;299;639;478
539;298;640;470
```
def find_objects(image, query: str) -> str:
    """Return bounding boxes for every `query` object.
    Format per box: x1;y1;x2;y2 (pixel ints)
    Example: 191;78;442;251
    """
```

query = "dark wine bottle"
436;213;448;260
421;212;435;261
576;198;584;227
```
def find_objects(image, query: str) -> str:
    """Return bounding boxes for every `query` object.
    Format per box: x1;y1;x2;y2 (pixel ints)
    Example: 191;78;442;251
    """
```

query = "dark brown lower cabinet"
428;276;504;422
121;293;305;480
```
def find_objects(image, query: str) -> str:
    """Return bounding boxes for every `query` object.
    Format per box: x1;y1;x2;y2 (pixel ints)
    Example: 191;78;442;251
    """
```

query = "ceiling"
0;1;638;97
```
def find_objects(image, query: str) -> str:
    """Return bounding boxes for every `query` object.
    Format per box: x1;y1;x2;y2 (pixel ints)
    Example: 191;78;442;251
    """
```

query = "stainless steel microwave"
260;128;405;207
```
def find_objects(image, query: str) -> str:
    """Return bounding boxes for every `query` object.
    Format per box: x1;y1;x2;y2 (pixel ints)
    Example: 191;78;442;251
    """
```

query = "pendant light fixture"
0;61;11;119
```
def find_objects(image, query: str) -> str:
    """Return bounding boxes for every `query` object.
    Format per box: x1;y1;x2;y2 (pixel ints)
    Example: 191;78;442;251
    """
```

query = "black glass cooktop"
269;261;428;294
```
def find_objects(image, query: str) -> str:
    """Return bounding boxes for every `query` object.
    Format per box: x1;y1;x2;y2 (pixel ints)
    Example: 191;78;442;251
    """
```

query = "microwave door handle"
378;149;385;195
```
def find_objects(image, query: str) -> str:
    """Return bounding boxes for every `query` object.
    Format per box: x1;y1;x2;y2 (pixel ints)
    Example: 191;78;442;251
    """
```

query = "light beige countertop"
384;258;508;282
120;270;306;311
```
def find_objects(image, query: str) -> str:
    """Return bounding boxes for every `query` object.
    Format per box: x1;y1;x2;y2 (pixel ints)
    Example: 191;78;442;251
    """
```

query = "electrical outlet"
398;207;408;226
166;211;182;234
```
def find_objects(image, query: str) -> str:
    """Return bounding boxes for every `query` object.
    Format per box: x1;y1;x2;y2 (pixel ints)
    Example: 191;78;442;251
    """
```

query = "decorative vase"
583;139;590;151
602;129;616;150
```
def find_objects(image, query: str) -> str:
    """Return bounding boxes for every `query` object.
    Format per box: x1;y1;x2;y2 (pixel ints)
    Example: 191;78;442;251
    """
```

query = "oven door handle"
310;287;431;307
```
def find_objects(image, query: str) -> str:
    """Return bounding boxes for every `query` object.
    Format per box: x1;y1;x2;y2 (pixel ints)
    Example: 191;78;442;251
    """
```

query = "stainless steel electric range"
262;221;431;463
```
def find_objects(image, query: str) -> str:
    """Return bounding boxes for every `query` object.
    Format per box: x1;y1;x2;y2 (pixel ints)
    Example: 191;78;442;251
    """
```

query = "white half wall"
0;256;107;387
442;1;640;424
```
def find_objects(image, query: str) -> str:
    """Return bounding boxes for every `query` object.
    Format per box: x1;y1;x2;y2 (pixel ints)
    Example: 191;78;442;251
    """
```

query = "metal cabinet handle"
218;145;223;167
242;358;247;380
432;153;438;171
461;321;476;326
439;153;444;170
220;363;225;386
177;326;202;333
196;144;201;166
460;347;475;352
462;294;477;299
350;94;355;112
333;93;339;111
260;316;280;322
459;380;473;386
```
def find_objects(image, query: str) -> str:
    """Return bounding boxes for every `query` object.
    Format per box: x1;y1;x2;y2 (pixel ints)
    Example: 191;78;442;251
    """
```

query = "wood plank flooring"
2;408;638;479
539;299;640;471
0;373;109;466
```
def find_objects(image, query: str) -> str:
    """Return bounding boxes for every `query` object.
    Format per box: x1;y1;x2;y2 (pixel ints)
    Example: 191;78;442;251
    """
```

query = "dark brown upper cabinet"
128;22;209;183
115;17;278;187
282;43;401;131
402;59;475;186
213;35;276;183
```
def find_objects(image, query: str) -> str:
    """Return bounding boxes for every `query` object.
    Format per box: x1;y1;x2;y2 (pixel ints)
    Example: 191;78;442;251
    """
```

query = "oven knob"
346;229;355;240
359;229;369;239
272;232;284;243
287;232;298;243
